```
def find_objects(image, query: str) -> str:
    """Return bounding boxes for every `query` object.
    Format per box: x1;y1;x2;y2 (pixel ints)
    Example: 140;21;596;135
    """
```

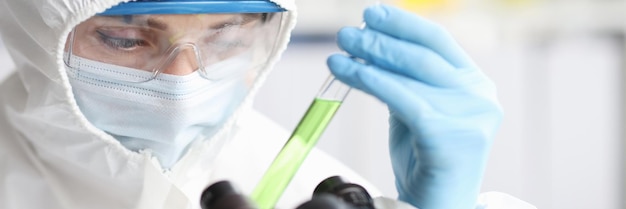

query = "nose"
160;45;202;76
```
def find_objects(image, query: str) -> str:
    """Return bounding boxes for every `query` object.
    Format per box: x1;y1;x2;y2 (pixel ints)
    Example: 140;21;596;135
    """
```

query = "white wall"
526;34;623;209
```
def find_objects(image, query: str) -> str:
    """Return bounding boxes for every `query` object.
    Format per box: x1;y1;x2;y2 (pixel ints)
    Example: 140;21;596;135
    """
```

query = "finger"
327;54;429;122
337;27;461;87
363;4;473;68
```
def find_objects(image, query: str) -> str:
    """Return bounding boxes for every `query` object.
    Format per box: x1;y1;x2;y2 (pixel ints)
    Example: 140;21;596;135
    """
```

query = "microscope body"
200;176;418;209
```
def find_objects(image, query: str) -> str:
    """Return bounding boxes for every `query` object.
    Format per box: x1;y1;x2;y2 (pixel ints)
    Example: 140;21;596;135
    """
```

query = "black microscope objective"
201;181;257;209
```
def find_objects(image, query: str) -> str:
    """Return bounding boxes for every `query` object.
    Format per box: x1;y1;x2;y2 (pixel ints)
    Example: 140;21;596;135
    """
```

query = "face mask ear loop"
64;28;77;67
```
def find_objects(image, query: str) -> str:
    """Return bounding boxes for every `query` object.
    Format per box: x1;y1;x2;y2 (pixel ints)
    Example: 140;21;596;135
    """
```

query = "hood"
0;0;296;203
0;0;295;165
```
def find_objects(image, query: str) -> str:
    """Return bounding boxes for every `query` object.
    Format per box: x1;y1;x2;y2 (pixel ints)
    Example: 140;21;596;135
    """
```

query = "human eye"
212;26;250;47
206;33;246;52
96;29;149;51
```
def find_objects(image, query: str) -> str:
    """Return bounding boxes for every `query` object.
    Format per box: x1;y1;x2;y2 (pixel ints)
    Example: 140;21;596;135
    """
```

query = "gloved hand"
327;4;503;209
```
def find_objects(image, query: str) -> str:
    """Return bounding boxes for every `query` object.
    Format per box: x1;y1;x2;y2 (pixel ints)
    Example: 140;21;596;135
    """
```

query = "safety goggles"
64;0;285;83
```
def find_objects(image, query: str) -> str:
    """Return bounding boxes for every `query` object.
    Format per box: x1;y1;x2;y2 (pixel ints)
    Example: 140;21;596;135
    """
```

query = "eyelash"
96;30;147;51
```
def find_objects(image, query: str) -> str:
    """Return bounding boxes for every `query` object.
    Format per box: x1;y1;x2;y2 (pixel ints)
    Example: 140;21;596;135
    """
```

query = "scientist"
0;0;523;209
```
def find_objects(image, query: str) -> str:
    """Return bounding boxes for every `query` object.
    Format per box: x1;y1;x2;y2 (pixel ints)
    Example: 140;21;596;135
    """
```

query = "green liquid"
251;98;342;209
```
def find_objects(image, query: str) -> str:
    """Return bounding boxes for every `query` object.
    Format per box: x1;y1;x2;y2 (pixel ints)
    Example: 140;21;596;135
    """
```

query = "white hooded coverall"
0;0;535;208
0;0;383;208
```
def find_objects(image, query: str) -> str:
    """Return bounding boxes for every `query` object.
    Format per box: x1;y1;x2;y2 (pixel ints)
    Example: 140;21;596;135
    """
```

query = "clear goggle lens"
64;12;284;83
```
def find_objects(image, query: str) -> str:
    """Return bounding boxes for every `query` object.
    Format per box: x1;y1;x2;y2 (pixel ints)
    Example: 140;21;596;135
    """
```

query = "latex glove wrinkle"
327;5;503;209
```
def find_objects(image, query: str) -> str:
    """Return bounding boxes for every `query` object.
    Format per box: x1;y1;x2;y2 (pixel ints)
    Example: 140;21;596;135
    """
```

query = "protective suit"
0;0;371;208
0;0;535;209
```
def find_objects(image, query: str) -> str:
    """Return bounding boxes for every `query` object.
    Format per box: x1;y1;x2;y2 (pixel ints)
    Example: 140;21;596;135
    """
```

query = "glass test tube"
251;75;351;209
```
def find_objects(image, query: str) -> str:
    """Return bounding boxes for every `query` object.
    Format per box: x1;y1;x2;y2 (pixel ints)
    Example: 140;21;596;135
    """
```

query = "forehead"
79;13;264;30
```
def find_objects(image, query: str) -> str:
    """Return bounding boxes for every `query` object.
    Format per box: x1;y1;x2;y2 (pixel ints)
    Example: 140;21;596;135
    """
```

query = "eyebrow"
111;14;263;30
208;14;264;29
106;15;167;30
146;18;169;30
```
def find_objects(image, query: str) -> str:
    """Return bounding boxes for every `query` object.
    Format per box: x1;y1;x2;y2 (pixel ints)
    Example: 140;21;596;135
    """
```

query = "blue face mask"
65;54;251;168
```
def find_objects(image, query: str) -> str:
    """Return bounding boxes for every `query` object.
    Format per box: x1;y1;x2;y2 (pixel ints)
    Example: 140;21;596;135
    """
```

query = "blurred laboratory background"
0;0;624;209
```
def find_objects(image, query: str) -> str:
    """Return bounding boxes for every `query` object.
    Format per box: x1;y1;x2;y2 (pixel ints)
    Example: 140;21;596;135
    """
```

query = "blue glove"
327;5;503;209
